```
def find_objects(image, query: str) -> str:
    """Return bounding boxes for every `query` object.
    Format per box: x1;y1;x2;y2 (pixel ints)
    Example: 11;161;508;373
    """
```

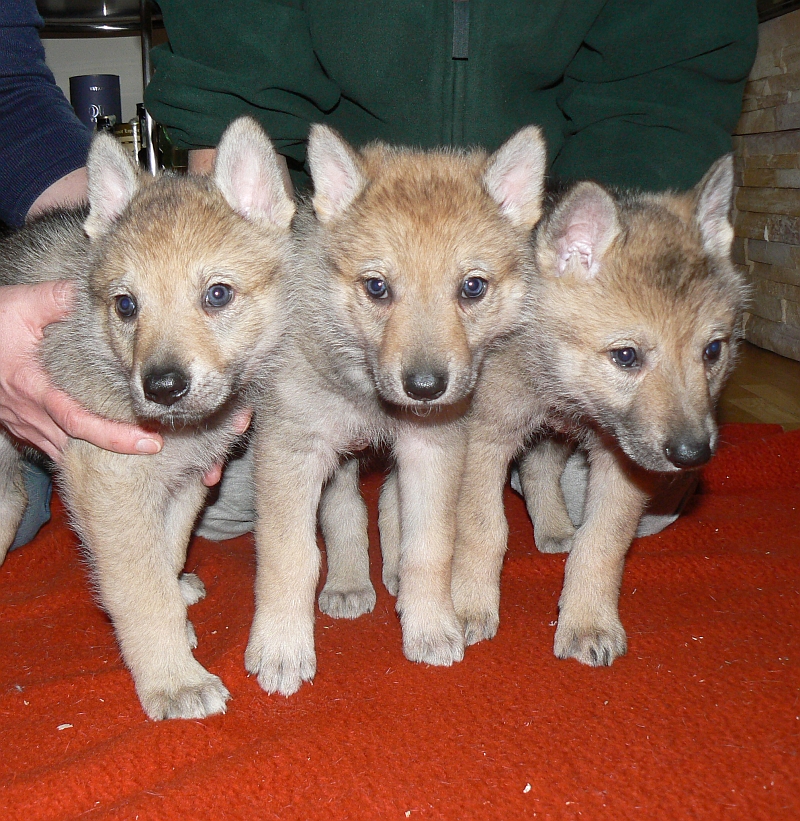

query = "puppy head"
306;125;547;410
84;117;294;425
533;156;747;472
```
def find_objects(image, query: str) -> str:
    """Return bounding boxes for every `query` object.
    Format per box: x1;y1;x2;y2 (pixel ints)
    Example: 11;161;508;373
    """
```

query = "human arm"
552;0;758;191
144;0;340;170
27;167;89;220
0;3;166;461
0;1;91;227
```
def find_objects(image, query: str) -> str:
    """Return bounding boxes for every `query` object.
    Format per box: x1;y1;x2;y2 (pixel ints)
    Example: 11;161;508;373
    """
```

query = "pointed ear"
83;132;141;240
307;124;367;223
483;126;548;230
542;182;620;279
694;154;734;260
214;116;295;230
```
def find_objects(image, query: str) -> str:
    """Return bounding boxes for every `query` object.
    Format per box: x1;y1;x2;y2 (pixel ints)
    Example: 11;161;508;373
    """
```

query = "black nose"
142;368;190;406
403;371;448;401
664;437;712;468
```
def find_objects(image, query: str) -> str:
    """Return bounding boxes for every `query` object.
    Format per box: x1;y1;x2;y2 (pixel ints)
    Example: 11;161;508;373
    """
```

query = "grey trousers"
198;445;694;543
509;449;697;539
13;444;693;549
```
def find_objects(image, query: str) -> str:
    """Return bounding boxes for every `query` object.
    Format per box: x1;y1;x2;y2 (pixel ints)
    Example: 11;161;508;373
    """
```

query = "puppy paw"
139;671;230;721
452;577;500;646
179;572;206;606
461;610;500;646
318;584;376;619
401;609;465;667
534;531;574;554
186;620;198;650
244;636;316;697
553;617;627;666
382;570;399;597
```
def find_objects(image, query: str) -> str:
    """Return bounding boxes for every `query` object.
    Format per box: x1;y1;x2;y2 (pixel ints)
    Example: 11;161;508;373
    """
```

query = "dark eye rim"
460;276;488;300
114;294;137;319
204;282;235;309
363;277;390;300
609;346;640;369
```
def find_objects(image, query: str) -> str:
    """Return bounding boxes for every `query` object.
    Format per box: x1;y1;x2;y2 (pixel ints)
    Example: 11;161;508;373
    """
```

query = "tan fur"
245;125;548;696
452;156;748;664
0;118;294;719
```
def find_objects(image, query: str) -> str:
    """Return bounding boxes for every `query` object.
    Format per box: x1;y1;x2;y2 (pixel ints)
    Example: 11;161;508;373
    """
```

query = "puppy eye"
364;278;389;300
461;276;488;300
704;339;723;364
610;347;639;369
205;283;234;309
115;294;137;319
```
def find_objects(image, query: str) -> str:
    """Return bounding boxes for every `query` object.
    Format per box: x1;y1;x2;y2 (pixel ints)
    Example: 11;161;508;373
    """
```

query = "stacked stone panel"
734;9;800;360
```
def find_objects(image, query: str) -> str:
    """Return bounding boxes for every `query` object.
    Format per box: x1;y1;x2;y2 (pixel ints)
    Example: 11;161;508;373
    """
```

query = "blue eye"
610;347;639;369
205;283;234;309
115;294;137;319
364;278;389;299
461;276;488;300
704;339;723;363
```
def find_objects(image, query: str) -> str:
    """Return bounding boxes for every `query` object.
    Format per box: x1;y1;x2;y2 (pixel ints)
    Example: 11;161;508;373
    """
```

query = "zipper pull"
453;0;469;60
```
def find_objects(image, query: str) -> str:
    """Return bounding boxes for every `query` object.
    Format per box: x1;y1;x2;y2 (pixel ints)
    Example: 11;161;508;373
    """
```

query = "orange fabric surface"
1;424;798;820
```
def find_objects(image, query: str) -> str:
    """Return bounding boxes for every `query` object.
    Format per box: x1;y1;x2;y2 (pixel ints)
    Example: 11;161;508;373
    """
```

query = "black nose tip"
664;438;712;468
142;368;190;406
403;371;448;401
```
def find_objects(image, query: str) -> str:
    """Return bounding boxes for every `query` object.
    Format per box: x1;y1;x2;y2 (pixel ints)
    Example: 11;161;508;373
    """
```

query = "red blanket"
2;424;798;820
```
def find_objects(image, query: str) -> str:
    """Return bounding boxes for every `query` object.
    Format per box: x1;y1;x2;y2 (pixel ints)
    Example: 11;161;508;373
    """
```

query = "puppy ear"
483;126;548;230
84;132;141;240
214;116;296;230
307;124;367;223
694;154;734;260
541;182;620;279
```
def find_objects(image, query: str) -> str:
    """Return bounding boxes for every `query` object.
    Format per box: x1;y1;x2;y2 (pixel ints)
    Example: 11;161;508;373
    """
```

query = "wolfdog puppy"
452;155;747;665
0;117;294;719
244;124;548;696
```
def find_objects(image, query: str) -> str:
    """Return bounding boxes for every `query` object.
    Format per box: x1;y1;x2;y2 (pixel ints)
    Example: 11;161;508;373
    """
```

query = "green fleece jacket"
144;0;757;191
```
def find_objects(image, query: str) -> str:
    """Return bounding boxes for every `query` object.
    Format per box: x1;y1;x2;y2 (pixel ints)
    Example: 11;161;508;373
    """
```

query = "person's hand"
201;409;253;487
0;281;163;462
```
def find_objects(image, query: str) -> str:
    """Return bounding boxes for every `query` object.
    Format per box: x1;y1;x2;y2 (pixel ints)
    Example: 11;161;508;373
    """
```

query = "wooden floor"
718;341;800;430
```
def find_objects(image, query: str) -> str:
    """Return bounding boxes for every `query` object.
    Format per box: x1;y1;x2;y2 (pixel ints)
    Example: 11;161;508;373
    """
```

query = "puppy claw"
244;641;316;697
553;619;627;666
318;585;376;619
452;579;500;646
461;611;500;646
179;572;206;606
382;571;399;597
536;535;574;554
140;672;230;721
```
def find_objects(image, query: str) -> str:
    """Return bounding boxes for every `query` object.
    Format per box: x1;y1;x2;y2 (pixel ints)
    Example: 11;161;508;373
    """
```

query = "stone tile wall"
733;9;800;360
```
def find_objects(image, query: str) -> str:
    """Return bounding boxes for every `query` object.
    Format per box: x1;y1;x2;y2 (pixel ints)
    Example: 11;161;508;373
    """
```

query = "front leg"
0;434;27;564
318;457;376;619
394;424;465;667
377;467;401;596
451;432;517;645
553;442;648;666
63;445;228;720
246;422;336;696
518;436;576;554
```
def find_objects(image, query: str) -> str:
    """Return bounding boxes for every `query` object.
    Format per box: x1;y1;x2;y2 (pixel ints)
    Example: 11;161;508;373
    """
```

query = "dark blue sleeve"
0;0;91;226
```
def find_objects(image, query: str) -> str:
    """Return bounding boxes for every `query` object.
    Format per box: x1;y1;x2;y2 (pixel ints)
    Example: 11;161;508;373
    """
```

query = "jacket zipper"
451;0;469;144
